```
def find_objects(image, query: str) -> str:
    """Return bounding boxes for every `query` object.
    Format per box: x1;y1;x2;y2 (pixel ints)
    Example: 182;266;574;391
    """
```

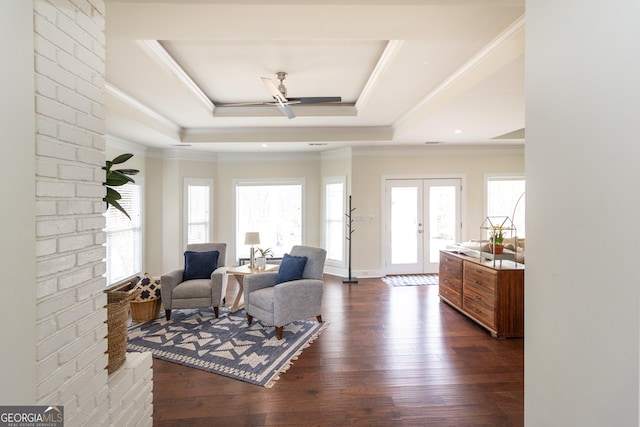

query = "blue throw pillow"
183;250;219;281
276;253;308;284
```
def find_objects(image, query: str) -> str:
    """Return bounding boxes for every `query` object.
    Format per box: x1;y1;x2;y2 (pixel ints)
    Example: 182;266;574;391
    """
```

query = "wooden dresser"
439;250;524;338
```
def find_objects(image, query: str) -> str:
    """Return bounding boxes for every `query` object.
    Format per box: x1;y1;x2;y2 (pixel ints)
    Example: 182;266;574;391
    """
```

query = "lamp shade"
244;232;260;245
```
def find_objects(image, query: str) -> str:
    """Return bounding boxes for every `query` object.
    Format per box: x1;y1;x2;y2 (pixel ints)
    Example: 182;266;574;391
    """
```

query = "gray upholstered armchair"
243;245;327;339
161;243;228;320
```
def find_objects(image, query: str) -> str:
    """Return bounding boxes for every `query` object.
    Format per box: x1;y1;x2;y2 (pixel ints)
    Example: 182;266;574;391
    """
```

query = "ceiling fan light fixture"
276;71;288;97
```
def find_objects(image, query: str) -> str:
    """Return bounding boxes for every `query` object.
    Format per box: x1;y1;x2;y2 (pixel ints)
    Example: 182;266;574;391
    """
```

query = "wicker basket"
105;288;141;374
130;298;162;323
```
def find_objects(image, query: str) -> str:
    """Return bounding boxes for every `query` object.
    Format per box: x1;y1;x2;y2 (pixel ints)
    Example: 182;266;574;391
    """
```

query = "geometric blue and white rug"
127;307;328;388
382;274;439;286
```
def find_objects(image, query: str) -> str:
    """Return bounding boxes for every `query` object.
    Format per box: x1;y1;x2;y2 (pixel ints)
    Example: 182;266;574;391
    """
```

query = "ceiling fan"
221;72;342;119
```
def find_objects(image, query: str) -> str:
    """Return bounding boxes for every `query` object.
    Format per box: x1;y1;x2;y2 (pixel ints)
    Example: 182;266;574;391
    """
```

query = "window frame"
323;176;346;268
484;174;525;238
183;177;214;248
233;178;306;261
104;178;144;286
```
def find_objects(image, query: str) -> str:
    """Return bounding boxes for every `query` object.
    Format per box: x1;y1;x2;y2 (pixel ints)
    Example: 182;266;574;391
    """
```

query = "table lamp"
244;232;260;268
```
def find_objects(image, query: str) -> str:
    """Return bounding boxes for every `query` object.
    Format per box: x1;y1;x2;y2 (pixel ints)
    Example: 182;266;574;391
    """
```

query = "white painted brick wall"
108;352;153;427
32;1;152;426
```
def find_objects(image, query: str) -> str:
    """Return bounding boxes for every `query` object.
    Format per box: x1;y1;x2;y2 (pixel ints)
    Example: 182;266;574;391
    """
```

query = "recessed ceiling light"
261;144;268;148
454;129;463;134
309;143;328;146
424;141;443;145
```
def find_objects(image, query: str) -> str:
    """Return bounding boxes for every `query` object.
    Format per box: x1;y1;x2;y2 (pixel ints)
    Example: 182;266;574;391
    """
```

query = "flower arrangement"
489;225;504;246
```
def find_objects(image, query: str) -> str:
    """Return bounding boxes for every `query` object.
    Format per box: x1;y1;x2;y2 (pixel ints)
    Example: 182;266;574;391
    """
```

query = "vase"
491;244;504;254
255;256;266;270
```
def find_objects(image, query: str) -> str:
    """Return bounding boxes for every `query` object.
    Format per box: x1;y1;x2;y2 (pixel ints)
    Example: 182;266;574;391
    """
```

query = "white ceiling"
105;0;525;153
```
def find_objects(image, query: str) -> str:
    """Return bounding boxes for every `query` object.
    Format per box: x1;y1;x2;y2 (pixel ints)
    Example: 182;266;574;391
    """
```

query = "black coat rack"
343;195;358;283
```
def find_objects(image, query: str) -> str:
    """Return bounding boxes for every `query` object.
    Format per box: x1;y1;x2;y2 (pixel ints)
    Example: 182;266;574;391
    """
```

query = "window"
324;177;345;266
184;178;212;246
235;180;303;260
486;176;525;237
105;182;142;285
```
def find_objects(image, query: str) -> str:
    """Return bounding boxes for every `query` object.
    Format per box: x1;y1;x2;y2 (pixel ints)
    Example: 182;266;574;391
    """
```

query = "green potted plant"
103;153;139;219
255;247;273;269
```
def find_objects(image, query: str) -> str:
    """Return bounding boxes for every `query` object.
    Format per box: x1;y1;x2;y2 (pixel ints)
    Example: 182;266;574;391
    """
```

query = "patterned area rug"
127;307;328;388
382;274;439;286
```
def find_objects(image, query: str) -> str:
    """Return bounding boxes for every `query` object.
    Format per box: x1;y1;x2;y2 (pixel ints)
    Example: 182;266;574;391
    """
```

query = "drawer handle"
473;308;481;313
474;295;482;301
443;279;450;284
475;280;482;285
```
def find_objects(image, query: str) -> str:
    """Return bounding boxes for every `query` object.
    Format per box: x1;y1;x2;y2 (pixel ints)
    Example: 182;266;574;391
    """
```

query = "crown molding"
352;144;524;158
320;147;353;160
105;83;181;133
356;40;403;111
182;126;393;143
216;151;320;164
142;39;214;113
145;146;219;162
395;14;525;130
105;135;149;157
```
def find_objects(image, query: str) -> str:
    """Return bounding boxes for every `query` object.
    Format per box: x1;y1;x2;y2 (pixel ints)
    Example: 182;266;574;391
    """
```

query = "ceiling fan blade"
287;96;342;104
218;101;270;107
261;77;288;101
275;99;296;119
261;76;295;118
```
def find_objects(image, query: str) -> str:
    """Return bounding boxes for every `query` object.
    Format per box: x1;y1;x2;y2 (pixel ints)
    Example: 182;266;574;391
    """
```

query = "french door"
384;178;461;274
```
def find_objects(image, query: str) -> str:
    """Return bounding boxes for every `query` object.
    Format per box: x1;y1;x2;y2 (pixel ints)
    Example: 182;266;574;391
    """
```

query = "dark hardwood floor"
152;275;524;426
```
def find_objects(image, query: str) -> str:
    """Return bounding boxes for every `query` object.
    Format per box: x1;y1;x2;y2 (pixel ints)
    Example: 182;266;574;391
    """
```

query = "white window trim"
183;177;214;248
233;178;306;261
105;177;144;286
323;176;346;268
484;173;525;237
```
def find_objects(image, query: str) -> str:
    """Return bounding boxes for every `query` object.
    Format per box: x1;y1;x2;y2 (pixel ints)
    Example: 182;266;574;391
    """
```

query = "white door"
385;178;461;274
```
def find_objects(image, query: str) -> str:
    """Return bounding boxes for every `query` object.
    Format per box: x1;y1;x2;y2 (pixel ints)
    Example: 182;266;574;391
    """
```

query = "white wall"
0;0;37;404
142;152;219;274
0;2;152;425
525;0;640;425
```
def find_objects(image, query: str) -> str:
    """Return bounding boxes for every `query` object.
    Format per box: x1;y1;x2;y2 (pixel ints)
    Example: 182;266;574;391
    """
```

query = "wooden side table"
227;264;279;312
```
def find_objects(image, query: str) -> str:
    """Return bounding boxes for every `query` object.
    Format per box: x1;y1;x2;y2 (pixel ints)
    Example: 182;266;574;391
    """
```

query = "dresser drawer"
440;253;463;280
463;286;496;329
439;275;462;294
439;280;462;307
463;262;497;294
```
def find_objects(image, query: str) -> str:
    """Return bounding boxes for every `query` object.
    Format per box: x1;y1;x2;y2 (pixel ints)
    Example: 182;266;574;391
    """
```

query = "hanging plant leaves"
103;153;139;219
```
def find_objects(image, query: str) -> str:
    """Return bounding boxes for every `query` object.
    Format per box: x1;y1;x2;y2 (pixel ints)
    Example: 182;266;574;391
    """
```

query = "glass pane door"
427;184;458;268
390;182;422;266
385;178;460;274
